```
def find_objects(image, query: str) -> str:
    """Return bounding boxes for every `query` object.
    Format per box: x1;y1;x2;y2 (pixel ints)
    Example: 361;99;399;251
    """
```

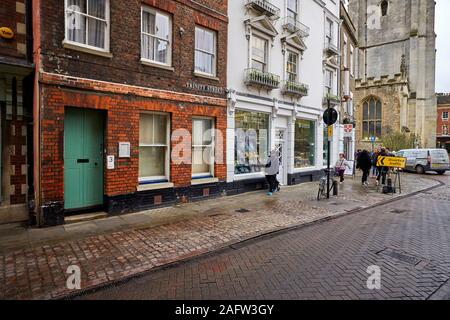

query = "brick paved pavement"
77;174;450;300
0;173;444;299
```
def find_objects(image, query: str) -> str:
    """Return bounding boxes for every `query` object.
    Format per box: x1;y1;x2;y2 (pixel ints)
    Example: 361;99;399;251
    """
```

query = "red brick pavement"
0;174;445;299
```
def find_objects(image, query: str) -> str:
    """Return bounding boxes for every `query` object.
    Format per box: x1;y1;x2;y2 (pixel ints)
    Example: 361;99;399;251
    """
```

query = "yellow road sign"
376;156;406;168
327;126;333;138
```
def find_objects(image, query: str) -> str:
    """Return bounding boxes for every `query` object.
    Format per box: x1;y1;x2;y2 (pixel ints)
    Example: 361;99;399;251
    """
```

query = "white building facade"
226;0;341;194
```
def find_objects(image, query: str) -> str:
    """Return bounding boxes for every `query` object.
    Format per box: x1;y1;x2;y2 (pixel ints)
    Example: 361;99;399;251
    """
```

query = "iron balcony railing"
282;80;309;97
324;41;339;56
244;68;280;89
245;0;280;20
323;93;341;106
282;16;310;37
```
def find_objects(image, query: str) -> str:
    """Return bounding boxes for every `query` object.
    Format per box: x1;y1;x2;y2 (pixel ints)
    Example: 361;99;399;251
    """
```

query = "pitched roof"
437;94;450;105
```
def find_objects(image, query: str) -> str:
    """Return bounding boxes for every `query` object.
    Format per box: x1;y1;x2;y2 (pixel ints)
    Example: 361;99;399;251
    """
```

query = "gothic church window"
381;1;388;16
362;97;382;139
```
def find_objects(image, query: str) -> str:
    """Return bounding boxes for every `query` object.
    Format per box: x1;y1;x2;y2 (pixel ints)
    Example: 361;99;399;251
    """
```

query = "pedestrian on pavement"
335;153;351;184
375;148;388;186
356;150;372;187
371;149;379;178
265;149;280;196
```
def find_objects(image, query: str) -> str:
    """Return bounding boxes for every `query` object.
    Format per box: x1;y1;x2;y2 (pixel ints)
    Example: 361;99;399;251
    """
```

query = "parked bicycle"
317;168;337;200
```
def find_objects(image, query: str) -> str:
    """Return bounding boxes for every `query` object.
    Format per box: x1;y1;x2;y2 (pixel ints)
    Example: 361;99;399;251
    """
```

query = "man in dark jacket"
357;150;372;186
375;148;388;185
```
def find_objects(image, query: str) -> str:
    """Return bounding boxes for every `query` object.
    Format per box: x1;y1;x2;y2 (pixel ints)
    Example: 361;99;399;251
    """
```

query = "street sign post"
369;136;376;152
376;156;406;194
322;102;338;199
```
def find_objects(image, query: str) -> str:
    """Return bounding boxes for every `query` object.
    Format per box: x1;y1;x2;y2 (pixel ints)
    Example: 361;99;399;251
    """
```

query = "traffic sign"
323;108;338;126
343;124;353;137
376;156;406;168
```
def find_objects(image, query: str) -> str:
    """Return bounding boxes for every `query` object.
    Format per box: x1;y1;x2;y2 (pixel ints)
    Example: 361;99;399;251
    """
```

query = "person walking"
356;150;372;187
375;148;388;186
265;149;280;196
335;153;351;184
371;149;379;178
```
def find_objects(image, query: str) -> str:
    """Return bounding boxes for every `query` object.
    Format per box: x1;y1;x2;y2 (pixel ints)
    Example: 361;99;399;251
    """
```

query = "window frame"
251;33;269;72
362;97;383;140
325;69;333;94
442;111;449;121
294;119;317;169
286;0;298;20
191;117;215;178
350;45;354;76
138;112;171;184
326;18;333;45
286;49;299;82
64;0;110;53
141;6;172;67
194;26;217;77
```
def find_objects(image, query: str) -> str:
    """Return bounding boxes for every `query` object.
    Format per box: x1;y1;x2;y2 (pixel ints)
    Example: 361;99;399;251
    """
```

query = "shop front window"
234;111;269;174
294;119;316;168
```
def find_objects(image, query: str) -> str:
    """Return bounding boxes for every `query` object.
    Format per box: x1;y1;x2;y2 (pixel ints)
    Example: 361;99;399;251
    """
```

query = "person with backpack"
375;148;388;186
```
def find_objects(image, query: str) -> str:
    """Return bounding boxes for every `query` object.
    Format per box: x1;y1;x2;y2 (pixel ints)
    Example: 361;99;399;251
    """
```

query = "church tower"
349;0;437;149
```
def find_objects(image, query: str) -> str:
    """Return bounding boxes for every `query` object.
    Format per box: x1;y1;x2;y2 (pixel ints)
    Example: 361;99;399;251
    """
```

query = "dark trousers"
338;170;345;182
266;175;279;192
362;168;370;184
377;169;387;184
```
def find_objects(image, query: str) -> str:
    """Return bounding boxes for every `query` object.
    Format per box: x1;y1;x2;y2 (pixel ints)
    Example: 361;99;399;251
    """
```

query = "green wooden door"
64;108;104;210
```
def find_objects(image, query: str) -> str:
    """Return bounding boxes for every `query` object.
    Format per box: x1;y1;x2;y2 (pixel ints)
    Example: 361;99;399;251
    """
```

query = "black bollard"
333;180;338;196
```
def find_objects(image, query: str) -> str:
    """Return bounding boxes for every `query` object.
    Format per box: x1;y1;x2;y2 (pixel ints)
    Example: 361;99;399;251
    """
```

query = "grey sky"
436;0;450;92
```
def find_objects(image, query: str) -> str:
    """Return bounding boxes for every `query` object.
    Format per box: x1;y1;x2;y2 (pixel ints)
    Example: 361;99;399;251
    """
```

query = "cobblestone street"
77;173;450;300
0;173;445;299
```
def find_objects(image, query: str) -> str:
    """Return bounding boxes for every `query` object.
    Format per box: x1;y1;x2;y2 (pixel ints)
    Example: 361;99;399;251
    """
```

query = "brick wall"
437;105;450;136
39;74;227;204
0;0;28;59
38;0;228;99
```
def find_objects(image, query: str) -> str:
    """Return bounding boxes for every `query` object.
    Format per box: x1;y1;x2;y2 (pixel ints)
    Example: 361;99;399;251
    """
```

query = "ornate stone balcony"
281;80;309;97
245;0;280;20
244;68;280;89
323;41;339;56
282;16;310;37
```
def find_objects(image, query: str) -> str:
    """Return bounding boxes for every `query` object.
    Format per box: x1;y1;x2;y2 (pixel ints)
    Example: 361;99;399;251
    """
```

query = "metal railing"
244;68;280;89
323;93;341;105
282;80;309;96
282;16;310;37
246;0;280;19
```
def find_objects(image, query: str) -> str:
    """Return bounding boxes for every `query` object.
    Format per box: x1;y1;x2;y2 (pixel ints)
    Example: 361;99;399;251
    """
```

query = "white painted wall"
227;0;341;183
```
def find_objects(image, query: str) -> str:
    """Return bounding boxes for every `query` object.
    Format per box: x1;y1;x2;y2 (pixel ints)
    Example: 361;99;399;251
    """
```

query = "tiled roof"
437;94;450;104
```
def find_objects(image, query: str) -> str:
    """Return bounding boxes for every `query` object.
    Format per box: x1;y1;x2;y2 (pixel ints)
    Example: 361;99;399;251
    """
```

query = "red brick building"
0;0;34;224
437;93;450;153
32;0;228;226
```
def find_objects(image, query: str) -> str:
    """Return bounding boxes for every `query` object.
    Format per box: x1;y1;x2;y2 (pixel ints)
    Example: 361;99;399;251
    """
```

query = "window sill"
140;59;174;71
137;182;174;192
233;172;265;181
193;72;219;82
191;177;219;185
62;40;113;58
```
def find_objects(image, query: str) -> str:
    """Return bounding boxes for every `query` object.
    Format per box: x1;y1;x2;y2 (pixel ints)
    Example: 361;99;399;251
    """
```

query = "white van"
396;149;450;175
